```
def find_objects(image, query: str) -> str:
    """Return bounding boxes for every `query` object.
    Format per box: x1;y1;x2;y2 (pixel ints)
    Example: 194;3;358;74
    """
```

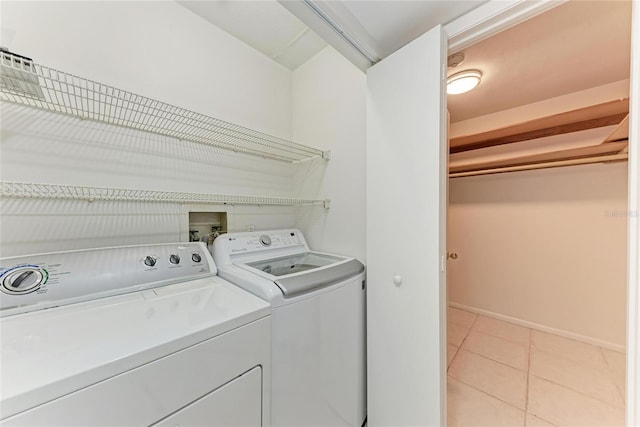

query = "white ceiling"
179;0;631;125
178;0;485;71
338;0;486;59
178;0;327;70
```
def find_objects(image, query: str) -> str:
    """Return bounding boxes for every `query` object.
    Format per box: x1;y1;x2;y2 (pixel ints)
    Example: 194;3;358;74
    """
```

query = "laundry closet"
0;1;367;261
444;2;630;425
0;1;367;425
1;0;638;426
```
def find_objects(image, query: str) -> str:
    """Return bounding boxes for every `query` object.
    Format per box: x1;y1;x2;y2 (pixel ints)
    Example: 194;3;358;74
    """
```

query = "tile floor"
447;307;626;427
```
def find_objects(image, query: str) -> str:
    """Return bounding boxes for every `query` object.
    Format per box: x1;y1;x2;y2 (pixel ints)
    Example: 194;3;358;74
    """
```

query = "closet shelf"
450;98;629;154
450;140;629;175
0;182;330;208
449;99;630;178
0;50;328;163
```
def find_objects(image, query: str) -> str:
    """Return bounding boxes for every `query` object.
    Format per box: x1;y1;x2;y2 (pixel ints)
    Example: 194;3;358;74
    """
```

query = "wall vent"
0;49;45;99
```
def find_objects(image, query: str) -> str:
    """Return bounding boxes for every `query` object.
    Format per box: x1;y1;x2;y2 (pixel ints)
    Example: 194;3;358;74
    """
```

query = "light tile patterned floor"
447;307;626;427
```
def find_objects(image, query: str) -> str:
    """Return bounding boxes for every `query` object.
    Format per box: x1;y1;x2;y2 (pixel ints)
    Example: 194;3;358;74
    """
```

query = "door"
366;25;448;426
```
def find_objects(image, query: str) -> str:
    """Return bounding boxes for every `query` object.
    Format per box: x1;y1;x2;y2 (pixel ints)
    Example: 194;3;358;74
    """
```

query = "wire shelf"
0;182;329;208
0;51;328;163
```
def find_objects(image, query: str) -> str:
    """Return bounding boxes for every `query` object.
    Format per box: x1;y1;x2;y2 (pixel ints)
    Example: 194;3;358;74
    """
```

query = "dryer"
0;243;271;426
213;229;366;427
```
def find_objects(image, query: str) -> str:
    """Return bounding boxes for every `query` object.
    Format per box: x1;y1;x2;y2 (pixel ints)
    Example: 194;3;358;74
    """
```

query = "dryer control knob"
192;253;202;263
144;256;157;267
1;268;44;295
169;254;181;264
259;235;272;246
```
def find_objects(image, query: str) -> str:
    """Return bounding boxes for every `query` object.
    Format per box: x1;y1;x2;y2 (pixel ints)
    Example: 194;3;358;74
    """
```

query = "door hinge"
440;255;445;272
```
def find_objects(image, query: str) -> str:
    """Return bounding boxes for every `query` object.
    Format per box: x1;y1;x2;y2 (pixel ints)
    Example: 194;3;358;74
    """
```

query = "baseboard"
448;301;626;353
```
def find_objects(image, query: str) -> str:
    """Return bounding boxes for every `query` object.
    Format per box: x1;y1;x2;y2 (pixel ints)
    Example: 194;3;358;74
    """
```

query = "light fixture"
447;70;482;95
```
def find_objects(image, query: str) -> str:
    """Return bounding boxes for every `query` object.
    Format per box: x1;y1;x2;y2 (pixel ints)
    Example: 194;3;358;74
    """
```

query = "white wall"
291;47;367;261
0;1;299;257
0;1;291;137
448;162;628;348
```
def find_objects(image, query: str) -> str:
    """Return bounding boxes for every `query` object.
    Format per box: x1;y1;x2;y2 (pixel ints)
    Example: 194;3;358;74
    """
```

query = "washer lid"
0;277;270;419
245;252;344;277
273;258;364;296
242;253;364;297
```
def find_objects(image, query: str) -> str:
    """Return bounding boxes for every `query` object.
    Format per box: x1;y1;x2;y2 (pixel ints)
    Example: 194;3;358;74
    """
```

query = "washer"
0;242;271;426
213;229;366;427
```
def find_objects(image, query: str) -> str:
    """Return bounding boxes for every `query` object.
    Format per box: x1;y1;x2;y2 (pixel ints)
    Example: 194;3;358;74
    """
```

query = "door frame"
443;1;640;424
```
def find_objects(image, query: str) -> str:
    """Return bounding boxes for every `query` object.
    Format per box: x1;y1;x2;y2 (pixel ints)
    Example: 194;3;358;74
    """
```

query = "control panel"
227;231;303;254
213;229;309;267
0;243;214;317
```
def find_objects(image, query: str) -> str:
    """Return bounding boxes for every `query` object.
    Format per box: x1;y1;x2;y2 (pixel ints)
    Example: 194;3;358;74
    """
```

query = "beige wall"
448;162;628;349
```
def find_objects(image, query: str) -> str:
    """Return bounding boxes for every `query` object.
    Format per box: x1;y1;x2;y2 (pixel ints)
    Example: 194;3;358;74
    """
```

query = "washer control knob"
259;235;271;246
1;268;44;295
169;254;181;265
192;253;202;263
144;256;157;267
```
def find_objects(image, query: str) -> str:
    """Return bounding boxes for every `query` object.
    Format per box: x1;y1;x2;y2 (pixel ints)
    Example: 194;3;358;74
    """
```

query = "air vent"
0;49;45;99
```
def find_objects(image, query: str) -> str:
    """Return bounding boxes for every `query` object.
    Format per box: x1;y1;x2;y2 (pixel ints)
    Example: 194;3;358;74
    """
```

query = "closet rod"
449;153;628;178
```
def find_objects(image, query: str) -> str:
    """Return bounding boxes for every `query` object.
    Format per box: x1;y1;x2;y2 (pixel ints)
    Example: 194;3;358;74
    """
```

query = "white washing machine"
213;229;366;427
0;242;271;426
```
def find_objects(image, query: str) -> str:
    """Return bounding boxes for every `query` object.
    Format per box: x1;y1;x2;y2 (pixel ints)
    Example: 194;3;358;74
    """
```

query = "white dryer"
0;243;271;426
213;229;366;427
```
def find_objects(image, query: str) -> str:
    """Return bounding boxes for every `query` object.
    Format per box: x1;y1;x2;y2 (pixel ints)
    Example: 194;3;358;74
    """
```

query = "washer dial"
259;235;271;246
1;267;45;295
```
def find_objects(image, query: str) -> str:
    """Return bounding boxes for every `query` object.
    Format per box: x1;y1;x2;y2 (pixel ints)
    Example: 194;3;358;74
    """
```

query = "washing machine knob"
169;254;181;264
144;256;157;267
259;235;271;246
192;253;202;263
1;267;44;295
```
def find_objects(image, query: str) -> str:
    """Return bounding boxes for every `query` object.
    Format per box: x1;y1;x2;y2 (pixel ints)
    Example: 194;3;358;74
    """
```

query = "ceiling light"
447;70;482;95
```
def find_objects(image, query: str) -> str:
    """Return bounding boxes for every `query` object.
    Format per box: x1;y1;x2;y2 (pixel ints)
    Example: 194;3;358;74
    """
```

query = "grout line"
459;312;480;347
532;345;615;375
525;411;558;427
529;373;626;411
461;347;527;372
598;346;627;405
466;314;532;347
448;374;526;413
447;345;461;372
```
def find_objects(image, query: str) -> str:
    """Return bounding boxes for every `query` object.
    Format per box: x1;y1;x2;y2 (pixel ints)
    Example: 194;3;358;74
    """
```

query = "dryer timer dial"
1;267;45;295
